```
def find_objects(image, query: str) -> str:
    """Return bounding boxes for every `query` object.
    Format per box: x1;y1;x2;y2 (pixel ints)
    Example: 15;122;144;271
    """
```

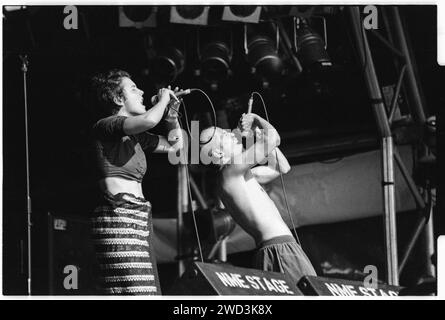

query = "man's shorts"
253;235;317;287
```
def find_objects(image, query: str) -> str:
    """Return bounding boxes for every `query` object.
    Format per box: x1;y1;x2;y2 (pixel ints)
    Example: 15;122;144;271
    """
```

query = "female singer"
90;69;183;295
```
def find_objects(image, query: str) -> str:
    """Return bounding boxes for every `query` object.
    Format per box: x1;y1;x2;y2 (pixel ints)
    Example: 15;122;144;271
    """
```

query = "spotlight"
294;18;332;72
170;6;210;25
119;6;157;28
222;5;262;23
245;27;283;87
248;36;283;77
200;41;232;89
151;46;185;83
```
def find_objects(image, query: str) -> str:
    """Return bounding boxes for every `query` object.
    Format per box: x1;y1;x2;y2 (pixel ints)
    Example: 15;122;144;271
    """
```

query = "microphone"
241;95;254;137
151;89;191;105
247;95;253;114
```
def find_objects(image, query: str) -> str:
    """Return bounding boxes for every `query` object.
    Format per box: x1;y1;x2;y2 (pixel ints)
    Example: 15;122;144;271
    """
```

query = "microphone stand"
20;54;32;295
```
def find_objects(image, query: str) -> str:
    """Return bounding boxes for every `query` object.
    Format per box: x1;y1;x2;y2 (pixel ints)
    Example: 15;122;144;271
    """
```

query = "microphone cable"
173;88;218;263
250;91;302;247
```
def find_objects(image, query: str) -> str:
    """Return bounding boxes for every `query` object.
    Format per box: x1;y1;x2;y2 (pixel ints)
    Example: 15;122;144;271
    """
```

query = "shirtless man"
199;113;316;285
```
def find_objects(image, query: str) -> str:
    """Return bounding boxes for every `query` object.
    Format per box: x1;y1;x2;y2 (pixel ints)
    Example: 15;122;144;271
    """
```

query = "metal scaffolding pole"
382;136;398;284
177;164;188;277
348;6;399;285
423;213;436;277
369;6;433;277
384;6;435;278
386;6;427;125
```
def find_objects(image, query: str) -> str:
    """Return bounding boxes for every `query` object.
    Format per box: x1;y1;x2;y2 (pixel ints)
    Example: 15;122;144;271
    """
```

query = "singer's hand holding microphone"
151;86;191;122
151;86;191;105
240;113;254;131
239;95;256;138
154;87;174;105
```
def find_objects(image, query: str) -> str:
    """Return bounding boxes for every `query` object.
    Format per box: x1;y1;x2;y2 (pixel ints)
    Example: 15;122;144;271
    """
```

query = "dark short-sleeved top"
93;115;160;183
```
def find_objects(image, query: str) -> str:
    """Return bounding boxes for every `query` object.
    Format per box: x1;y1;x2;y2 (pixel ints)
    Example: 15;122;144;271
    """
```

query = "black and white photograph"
2;3;443;301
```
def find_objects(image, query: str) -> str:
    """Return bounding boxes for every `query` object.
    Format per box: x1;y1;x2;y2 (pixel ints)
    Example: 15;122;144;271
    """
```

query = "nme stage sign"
298;276;403;296
194;262;303;295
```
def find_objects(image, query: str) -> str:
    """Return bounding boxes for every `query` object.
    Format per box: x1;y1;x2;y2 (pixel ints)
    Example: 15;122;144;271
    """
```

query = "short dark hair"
91;69;130;116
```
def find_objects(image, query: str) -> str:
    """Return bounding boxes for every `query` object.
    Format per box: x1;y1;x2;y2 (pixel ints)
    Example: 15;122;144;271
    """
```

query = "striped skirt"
91;192;161;295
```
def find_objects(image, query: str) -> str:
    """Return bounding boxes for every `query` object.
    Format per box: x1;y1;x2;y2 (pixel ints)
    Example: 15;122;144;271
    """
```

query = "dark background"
2;5;443;295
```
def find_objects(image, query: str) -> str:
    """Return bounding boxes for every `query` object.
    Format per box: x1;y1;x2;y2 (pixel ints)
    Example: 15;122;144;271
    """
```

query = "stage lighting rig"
170;5;210;25
244;25;283;88
222;6;262;23
151;45;185;84
198;40;233;91
119;6;157;28
293;17;332;73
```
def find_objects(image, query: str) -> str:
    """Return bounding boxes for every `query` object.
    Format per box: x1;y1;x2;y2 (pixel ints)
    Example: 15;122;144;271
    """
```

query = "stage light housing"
170;6;210;25
151;46;185;83
119;6;157;28
247;35;284;86
200;41;232;87
295;18;332;72
222;6;262;23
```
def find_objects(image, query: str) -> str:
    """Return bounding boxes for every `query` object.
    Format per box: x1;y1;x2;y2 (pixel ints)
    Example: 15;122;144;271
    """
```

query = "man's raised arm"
251;148;291;184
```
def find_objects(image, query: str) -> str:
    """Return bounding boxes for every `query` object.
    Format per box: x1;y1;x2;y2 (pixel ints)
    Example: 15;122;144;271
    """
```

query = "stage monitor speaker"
168;262;303;296
46;213;99;295
298;275;403;296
